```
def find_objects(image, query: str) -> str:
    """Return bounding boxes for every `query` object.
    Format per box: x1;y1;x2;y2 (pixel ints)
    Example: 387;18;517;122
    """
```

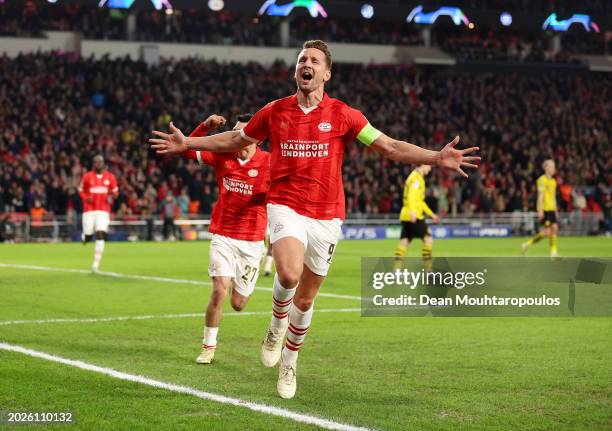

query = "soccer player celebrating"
522;159;559;257
150;40;479;398
79;155;119;272
394;165;439;264
182;113;271;365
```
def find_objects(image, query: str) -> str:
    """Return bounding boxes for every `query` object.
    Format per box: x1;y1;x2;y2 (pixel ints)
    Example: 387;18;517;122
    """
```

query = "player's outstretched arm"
150;122;250;154
371;134;480;178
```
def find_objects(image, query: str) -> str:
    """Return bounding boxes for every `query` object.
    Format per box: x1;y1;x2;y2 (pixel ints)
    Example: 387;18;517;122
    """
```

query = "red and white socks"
282;304;313;365
92;240;105;271
202;326;218;351
271;274;297;329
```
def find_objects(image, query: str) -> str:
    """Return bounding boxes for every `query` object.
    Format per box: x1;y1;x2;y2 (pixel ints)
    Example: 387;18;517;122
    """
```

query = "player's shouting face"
295;47;331;93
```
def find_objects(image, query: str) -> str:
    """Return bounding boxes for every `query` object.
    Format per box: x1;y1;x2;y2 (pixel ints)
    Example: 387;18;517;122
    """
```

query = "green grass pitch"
0;237;610;430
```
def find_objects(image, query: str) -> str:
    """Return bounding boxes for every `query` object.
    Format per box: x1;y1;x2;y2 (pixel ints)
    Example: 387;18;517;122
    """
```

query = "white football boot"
277;353;297;399
521;242;529;256
195;348;215;364
260;324;287;367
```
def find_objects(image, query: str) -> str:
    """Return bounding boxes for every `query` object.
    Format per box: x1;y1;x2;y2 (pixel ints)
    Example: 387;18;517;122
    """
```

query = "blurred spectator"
0;52;609;221
162;193;177;240
1;1;609;55
29;198;47;237
177;187;190;216
601;194;612;236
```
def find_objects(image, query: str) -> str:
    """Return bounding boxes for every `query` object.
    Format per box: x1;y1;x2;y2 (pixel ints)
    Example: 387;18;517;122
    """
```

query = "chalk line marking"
0;342;375;431
0;263;361;301
0;308;361;327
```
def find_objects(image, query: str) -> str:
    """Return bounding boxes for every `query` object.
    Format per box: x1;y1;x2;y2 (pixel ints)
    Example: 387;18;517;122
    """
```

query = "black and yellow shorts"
541;211;557;227
400;220;431;241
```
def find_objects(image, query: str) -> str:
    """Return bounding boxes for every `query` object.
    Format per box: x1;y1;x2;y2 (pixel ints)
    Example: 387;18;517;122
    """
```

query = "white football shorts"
267;203;342;276
82;211;110;235
208;234;265;297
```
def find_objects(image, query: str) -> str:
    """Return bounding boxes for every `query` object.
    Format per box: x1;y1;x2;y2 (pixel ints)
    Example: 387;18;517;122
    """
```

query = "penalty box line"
0;342;376;431
0;308;362;327
0;263;361;301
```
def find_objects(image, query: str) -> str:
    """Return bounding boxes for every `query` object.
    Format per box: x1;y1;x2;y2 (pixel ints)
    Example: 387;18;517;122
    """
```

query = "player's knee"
293;296;314;311
230;297;246;312
210;286;227;306
276;267;301;288
95;231;106;241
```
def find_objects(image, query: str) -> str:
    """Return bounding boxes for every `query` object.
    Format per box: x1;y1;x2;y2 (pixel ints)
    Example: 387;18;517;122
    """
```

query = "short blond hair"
302;40;332;69
542;159;554;170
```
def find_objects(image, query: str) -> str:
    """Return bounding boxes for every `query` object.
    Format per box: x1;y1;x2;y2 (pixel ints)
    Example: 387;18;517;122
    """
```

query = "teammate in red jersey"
150;40;479;398
78;155;119;272
182;113;270;365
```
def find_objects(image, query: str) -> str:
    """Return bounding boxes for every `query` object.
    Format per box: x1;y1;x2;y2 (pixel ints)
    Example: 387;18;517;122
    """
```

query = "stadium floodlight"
98;0;172;9
542;13;600;32
406;5;471;26
150;0;172;11
258;0;328;18
98;0;135;8
500;12;512;27
208;0;224;12
361;3;374;19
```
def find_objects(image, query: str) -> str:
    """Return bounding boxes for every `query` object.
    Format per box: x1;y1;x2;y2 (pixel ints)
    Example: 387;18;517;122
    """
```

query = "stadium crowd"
1;2;609;57
0;52;610;225
434;28;586;64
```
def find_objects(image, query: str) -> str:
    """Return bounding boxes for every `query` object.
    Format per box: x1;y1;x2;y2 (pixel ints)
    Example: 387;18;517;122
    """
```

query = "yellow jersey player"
522;159;559;257
394;165;439;263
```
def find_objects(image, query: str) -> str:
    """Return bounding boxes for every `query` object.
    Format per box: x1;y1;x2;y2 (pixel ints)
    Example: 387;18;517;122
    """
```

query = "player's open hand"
438;136;480;178
204;115;227;129
149;122;186;154
431;214;440;223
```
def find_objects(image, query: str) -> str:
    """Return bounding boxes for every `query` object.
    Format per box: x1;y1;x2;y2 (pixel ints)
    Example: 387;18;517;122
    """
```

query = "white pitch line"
0;263;362;301
0;342;376;431
0;308;361;327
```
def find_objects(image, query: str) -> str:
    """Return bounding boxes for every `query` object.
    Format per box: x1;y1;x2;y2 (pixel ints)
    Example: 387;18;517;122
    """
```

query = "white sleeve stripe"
196;151;203;165
239;128;259;143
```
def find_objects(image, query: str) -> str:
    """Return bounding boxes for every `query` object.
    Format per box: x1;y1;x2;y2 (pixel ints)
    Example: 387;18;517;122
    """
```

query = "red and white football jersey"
78;171;118;213
241;93;370;220
185;123;270;242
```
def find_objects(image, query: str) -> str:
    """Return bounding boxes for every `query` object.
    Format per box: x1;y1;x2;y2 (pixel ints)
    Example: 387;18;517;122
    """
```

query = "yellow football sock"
527;232;544;246
394;245;407;259
422;244;432;269
550;234;558;254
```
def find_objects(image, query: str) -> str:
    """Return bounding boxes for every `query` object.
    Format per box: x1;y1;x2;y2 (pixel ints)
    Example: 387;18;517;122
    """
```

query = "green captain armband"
356;123;382;146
